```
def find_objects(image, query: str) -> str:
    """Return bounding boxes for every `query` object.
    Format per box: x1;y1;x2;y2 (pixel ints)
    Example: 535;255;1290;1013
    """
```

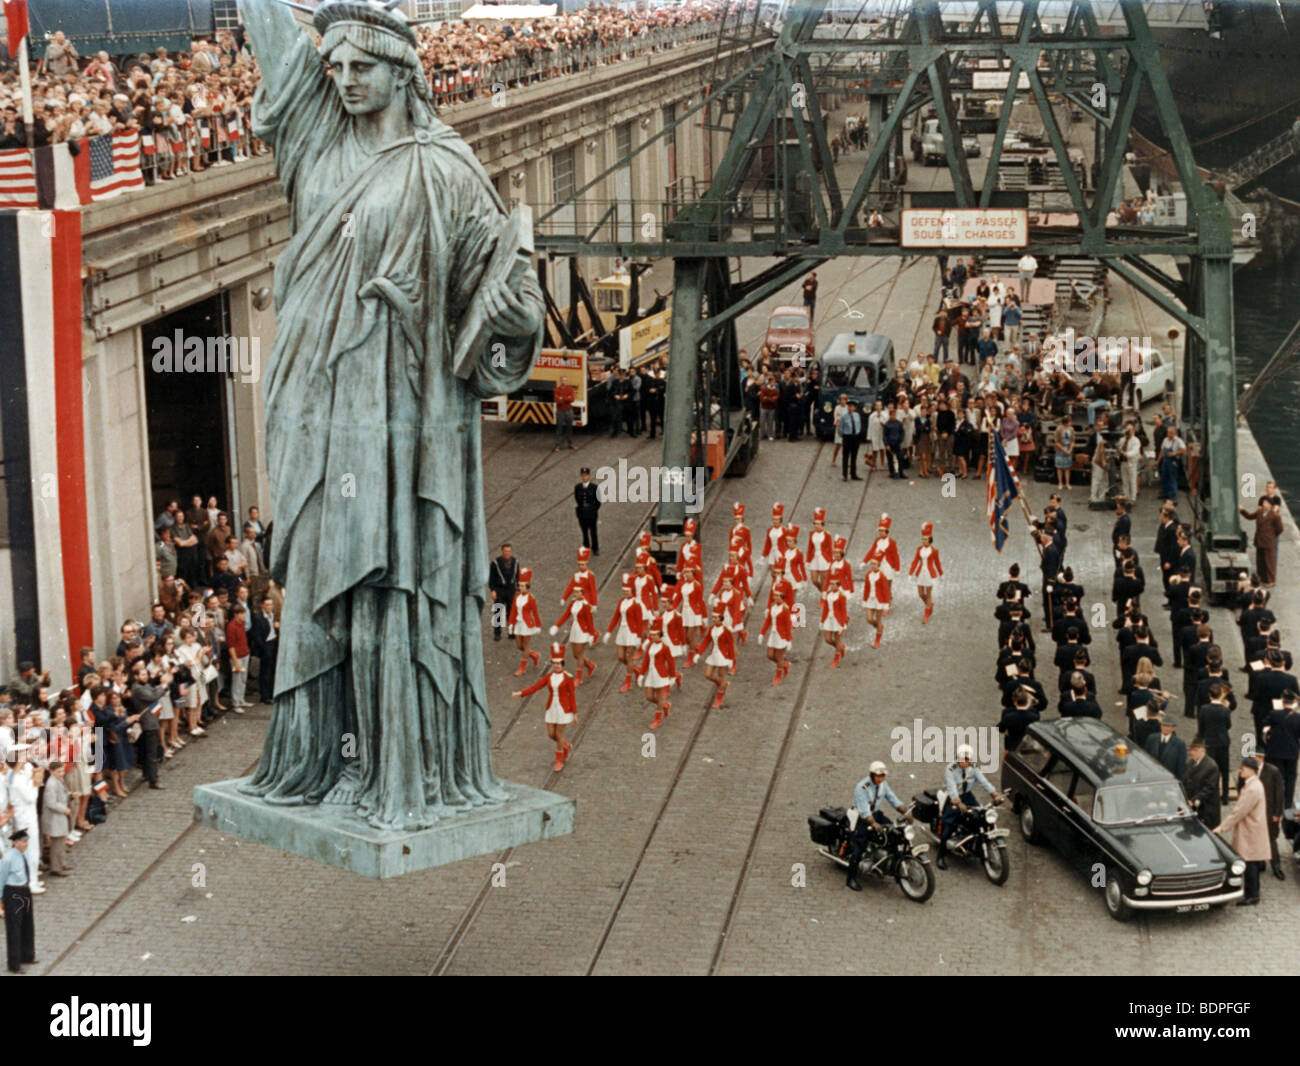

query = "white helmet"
956;744;974;761
869;760;887;776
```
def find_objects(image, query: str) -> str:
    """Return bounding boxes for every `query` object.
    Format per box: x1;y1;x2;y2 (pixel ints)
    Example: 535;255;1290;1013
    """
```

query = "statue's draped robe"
243;34;541;829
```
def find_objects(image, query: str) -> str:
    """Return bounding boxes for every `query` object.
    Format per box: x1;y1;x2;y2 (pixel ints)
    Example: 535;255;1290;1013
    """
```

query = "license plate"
1175;903;1210;913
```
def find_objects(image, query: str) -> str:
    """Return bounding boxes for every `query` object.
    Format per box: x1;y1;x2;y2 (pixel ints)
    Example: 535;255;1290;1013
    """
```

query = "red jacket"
633;573;658;613
762;524;785;563
783;546;808;585
760;601;794;641
635;641;678;685
806;528;833;565
661;608;686;649
644;557;663;587
553;601;598;641
829;559;854;594
862;536;901;578
563;569;598;608
730;522;754;573
519;670;577;716
713;588;746;627
693;624;736;665
821;591;850;627
676;539;702;577
508;592;541;629
767;577;794;610
863;569;892;606
605;597;645;637
908;545;944;581
679;578;706;618
711;565;751;601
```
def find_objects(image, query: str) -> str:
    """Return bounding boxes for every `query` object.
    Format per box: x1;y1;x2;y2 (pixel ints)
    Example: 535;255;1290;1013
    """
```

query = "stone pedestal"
193;778;575;879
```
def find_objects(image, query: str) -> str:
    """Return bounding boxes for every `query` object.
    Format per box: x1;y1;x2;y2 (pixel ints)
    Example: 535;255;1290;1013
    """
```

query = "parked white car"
1130;346;1174;406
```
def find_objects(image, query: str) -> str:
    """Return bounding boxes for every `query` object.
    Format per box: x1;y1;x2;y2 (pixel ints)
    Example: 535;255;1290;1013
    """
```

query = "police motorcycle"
807;800;936;903
912;788;1010;885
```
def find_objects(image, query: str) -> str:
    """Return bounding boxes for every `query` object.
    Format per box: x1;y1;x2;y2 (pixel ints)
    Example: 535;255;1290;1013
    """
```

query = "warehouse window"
212;1;241;30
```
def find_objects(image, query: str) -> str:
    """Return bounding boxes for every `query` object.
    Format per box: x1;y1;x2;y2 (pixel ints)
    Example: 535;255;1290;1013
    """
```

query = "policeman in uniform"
1;829;35;974
573;467;601;556
937;744;1001;869
845;761;907;891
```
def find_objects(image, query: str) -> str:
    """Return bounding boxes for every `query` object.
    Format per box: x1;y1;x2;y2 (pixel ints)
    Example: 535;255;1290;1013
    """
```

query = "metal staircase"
1222;118;1300;192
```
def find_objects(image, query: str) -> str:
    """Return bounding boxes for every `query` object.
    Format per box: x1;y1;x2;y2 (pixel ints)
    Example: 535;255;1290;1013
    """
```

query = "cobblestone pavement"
28;246;1299;976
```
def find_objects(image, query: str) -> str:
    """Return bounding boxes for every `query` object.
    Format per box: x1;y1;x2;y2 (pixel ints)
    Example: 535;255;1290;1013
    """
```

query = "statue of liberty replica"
233;0;547;835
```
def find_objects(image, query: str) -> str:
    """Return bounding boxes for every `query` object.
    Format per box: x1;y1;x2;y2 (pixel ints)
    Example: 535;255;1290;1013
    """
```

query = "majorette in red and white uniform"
760;588;795;649
563;547;599;607
908;521;943;586
828;537;854;593
766;560;791;610
678;569;707;627
711;571;747;632
659;587;688;656
762;503;786;565
806;508;833;573
633;555;658;613
820;586;851;633
516;644;578;725
782;525;808;589
861;514;900;610
730;503;754;577
605;577;646;647
713;549;752;601
695;621;737;670
676;519;702;577
636;533;663;586
508;568;541;636
863;566;892;611
550;594;598;644
636;624;679;690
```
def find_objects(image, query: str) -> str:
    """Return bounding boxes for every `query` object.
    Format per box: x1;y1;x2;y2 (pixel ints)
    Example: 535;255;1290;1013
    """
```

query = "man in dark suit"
1050;597;1090;647
1263;691;1300;809
249;595;279;705
128;658;171;790
1047;494;1068;557
1184;738;1221;829
1173;525;1198;587
488;543;520;642
1111;497;1131;554
1059;673;1101;718
1037;530;1061;632
574;467;601;556
839;401;863;481
1144;715;1187;778
1253;746;1287;880
1197;682;1234;804
1249;649;1298;741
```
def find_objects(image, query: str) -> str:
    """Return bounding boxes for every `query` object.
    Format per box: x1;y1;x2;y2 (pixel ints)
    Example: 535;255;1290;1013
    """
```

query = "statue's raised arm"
239;0;308;99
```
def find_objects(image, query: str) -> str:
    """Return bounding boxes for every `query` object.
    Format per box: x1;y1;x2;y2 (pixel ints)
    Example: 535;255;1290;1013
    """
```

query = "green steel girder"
1089;58;1143;229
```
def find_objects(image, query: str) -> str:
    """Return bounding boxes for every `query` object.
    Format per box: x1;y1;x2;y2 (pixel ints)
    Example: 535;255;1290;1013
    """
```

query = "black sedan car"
1002;718;1246;920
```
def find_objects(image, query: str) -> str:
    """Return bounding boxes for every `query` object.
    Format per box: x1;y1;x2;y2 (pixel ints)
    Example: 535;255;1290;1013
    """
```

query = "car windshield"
825;364;873;390
1094;782;1191;825
769;315;808;331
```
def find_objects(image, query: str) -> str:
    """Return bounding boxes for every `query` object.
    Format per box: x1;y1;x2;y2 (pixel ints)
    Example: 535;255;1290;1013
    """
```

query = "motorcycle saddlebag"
808;815;839;846
912;792;939;824
819;806;847;824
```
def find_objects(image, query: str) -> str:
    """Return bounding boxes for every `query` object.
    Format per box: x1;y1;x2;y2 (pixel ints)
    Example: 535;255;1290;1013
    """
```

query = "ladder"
1222;118;1300;191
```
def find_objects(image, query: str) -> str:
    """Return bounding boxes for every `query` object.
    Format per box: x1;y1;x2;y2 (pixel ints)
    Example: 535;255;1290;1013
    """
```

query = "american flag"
87;130;145;200
0;146;37;208
986;432;1022;552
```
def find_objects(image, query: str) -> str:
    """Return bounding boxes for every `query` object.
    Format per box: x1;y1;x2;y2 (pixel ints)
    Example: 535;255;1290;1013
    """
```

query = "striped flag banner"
0;146;37;209
986;431;1023;552
88;130;145;199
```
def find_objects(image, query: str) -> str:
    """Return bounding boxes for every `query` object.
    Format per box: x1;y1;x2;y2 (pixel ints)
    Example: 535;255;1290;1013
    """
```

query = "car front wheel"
1104;869;1134;922
1018;800;1041;844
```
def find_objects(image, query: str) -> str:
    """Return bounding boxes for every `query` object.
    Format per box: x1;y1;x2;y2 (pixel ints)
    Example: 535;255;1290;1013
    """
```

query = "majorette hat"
833;536;847;552
728;538;743;553
621;573;634;590
771;557;787;571
635;553;649;567
684;518;698;535
638;531;652;548
550;643;566;661
519;567;533;583
659;582;676;597
647;617;664;635
921;521;934;537
785;524;800;539
772;502;784;518
813;507;826;522
877;513;892;531
577;546;591;562
733;502;745;518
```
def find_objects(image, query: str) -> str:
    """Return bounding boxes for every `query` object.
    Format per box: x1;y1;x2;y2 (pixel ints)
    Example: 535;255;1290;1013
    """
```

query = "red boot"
923;603;934;624
712;685;726;708
872;630;882;648
585;659;596;679
830;651;841;668
728;662;737;675
514;659;528;676
529;650;540;667
650;710;664;729
563;741;573;761
772;667;784;686
662;701;670;718
619;674;633;693
554;750;565;772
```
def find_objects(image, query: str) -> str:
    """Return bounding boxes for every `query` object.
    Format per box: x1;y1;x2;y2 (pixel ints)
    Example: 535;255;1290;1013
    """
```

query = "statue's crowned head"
314;0;433;115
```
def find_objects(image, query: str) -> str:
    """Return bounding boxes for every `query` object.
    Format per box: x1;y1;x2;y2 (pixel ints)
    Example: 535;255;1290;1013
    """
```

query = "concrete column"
657;259;704;532
227;273;274;525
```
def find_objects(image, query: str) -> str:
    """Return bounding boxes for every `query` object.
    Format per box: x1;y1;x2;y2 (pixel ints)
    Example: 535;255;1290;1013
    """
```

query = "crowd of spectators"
0;2;726;182
0;493;278;893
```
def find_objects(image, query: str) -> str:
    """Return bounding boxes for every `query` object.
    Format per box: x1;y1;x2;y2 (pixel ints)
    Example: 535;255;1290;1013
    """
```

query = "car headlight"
1231;859;1245;876
984;808;997;824
823;402;832;413
1136;868;1153;886
903;825;915;841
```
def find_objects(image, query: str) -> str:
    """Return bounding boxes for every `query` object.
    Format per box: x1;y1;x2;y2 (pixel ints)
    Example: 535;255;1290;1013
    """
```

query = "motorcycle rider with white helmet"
937;744;1002;869
846;761;908;891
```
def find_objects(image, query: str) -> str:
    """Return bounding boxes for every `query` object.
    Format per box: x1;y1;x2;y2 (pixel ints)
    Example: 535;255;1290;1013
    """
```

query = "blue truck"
25;0;223;59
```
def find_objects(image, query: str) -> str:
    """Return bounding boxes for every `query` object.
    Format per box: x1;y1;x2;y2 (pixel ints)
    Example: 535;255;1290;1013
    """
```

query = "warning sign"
900;208;1028;248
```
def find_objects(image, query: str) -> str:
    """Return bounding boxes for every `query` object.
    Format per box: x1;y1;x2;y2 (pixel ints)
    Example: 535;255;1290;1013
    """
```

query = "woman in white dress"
898;395;915;460
830;394;849;468
174;626;210;741
866;400;886;469
988;279;1004;338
